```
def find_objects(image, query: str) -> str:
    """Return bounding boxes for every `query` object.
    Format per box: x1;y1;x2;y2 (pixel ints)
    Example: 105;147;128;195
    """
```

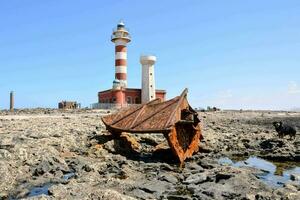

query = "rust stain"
94;144;103;150
120;132;141;151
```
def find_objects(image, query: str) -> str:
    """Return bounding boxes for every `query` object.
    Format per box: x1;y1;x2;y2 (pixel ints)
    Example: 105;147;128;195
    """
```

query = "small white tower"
140;55;156;103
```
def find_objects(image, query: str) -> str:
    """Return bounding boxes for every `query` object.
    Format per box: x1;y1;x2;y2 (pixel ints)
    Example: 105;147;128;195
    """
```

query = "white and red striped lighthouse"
111;21;131;88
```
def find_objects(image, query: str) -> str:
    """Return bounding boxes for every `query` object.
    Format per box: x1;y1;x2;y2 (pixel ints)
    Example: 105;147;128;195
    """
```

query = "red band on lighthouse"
116;73;127;80
115;45;127;52
115;59;126;66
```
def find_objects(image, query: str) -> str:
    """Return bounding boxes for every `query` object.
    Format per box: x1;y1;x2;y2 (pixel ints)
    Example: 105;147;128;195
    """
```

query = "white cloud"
288;81;300;94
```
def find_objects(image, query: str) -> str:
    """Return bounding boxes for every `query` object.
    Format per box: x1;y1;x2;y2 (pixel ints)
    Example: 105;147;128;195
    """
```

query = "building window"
150;85;153;88
135;97;140;104
112;97;116;103
150;73;152;76
127;96;132;104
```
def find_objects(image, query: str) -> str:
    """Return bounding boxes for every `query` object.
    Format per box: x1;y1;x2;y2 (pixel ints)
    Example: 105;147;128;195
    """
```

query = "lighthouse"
111;21;131;88
96;21;166;109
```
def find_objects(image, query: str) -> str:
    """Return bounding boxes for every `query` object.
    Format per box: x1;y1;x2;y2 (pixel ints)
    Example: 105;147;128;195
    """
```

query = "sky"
0;0;299;110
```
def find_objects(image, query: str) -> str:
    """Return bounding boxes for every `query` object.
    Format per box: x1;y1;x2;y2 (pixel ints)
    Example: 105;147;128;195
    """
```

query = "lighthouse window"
150;73;152;76
150;85;153;88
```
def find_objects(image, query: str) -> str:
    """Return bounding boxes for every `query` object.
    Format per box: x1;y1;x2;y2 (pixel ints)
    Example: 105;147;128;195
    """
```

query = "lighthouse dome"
117;20;125;28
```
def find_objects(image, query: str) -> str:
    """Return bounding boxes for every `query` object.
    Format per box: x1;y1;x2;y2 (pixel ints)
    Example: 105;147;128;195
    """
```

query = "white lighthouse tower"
140;55;156;103
111;21;131;88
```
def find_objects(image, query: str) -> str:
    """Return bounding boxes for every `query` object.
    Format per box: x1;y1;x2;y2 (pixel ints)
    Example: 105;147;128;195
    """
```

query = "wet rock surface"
0;109;299;199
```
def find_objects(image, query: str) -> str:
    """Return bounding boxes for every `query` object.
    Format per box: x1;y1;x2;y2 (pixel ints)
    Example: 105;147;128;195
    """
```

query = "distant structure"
207;106;221;112
10;91;14;111
94;21;166;109
58;101;80;109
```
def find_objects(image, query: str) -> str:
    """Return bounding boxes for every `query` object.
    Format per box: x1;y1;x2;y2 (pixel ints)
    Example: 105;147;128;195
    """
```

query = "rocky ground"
0;109;300;200
201;111;300;161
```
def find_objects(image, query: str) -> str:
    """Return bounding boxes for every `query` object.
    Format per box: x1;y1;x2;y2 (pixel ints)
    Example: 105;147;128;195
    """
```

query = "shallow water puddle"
27;183;52;198
27;172;75;197
62;172;76;180
29;172;75;197
9;172;76;199
218;156;300;187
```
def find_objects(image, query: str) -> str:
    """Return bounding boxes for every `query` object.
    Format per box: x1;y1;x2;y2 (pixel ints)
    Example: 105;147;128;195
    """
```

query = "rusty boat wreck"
101;88;202;164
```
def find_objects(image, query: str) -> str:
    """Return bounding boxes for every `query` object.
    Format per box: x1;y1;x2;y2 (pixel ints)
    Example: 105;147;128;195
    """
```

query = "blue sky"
0;0;299;110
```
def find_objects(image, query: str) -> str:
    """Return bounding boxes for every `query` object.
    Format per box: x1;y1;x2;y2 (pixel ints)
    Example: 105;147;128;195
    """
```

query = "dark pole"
10;91;14;111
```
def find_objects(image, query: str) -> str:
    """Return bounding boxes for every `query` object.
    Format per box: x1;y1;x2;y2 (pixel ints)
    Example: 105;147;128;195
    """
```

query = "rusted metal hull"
101;88;202;164
167;123;201;163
